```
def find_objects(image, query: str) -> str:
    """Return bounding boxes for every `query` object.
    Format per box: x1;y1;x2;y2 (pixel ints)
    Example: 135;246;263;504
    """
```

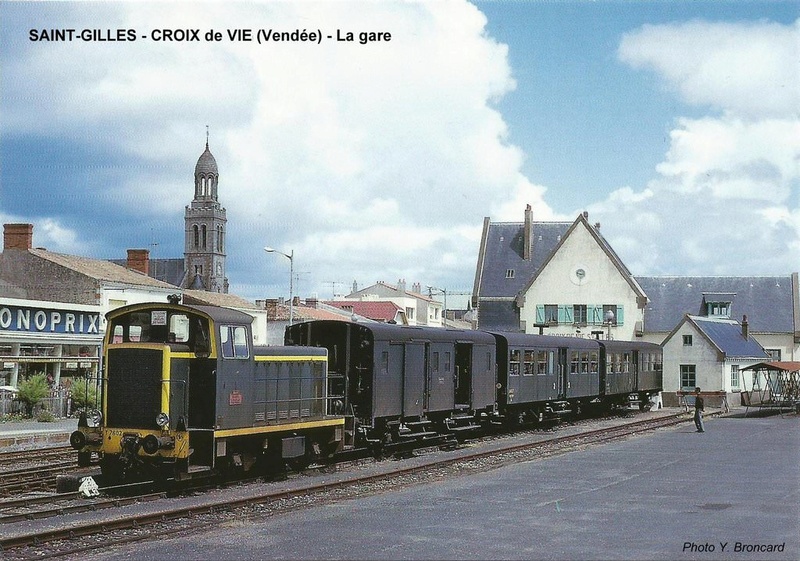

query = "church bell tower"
183;133;228;293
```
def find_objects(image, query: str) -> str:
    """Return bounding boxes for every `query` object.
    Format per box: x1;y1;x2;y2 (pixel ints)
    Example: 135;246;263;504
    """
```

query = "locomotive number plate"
229;390;243;406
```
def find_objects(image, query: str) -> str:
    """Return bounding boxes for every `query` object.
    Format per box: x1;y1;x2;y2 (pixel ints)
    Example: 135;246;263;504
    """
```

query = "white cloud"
3;1;543;297
592;18;800;276
618;19;800;118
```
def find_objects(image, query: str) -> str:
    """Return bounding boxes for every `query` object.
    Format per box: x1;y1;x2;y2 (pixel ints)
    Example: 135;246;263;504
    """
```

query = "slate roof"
636;276;797;333
681;316;769;359
108;258;186;288
474;221;572;299
472;220;572;331
29;249;175;289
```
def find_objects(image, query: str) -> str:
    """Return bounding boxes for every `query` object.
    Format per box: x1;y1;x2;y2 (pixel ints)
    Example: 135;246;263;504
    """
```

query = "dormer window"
706;302;731;318
506;269;515;279
702;292;734;318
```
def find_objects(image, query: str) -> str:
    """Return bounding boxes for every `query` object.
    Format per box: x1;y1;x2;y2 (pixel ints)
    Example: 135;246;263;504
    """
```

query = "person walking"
694;387;705;432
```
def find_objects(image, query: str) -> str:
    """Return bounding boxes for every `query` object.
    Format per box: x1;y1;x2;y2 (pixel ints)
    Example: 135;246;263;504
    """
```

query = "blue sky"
1;1;798;306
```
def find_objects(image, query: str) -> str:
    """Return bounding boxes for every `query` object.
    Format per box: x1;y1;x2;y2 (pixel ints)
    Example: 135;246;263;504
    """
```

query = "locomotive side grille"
106;348;163;429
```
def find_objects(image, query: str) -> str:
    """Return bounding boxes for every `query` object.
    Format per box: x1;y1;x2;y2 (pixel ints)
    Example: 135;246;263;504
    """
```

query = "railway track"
0;410;694;560
0;462;78;496
0;446;74;468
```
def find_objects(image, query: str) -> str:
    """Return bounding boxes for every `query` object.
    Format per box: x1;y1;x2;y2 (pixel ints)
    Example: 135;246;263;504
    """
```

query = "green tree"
70;376;99;411
17;373;50;418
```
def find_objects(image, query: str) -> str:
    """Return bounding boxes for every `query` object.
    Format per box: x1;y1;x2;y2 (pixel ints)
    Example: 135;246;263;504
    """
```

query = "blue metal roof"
689;316;769;359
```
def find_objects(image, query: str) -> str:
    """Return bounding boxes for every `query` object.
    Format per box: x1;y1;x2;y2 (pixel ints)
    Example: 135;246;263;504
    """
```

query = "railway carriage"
285;320;497;447
70;300;344;481
492;332;602;422
599;339;663;409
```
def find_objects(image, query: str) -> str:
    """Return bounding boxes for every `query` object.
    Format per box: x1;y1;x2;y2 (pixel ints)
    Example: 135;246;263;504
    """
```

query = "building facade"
0;223;178;388
661;315;769;406
472;205;800;404
343;280;443;327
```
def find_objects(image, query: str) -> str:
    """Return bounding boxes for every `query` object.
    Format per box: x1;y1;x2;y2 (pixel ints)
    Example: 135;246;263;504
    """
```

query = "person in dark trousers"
694;387;705;432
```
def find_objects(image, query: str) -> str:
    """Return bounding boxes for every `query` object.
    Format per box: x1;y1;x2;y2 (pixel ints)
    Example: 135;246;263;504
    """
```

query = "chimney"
523;204;533;260
594;222;601;230
126;249;150;275
306;297;318;308
264;299;278;320
398;279;406;293
412;282;421;294
742;315;749;339
352;280;358;293
3;223;34;251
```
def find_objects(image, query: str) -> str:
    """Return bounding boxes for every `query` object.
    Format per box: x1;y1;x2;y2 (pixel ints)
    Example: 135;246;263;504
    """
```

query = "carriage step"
399;431;438;440
447;424;479;432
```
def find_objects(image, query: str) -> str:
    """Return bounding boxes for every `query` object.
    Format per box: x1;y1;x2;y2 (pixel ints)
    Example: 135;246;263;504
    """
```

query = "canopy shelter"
739;362;800;417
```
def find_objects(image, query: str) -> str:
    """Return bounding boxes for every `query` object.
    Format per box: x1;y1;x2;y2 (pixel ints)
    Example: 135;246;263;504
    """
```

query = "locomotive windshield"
108;308;211;356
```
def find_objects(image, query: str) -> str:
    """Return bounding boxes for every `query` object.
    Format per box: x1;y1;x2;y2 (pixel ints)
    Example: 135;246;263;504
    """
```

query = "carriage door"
454;343;472;408
399;342;424;419
557;348;568;399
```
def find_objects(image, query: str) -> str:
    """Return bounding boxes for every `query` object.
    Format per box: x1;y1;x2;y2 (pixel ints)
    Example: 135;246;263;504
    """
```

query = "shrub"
70;377;99;411
17;373;50;418
36;409;55;422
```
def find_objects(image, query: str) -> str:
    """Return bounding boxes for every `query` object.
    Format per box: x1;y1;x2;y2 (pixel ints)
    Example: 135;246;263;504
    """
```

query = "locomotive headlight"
156;412;170;428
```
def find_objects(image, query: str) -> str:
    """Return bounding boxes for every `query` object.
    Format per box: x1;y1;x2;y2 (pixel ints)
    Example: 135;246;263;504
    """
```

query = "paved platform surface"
85;411;798;561
0;418;76;449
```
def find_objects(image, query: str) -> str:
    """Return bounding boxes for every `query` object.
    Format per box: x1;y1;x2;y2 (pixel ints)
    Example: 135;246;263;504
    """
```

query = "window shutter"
560;305;573;324
616;305;624;325
535;305;545;324
590;305;602;325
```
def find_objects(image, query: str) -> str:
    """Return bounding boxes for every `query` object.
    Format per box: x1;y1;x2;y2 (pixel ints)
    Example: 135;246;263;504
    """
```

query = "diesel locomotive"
285;320;663;448
70;301;344;482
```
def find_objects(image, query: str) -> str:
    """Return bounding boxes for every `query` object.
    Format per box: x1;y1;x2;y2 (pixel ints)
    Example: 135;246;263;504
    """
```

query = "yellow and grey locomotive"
70;300;344;481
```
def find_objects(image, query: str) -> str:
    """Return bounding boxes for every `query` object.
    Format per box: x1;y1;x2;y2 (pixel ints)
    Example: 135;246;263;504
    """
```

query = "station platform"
84;409;797;561
0;418;76;450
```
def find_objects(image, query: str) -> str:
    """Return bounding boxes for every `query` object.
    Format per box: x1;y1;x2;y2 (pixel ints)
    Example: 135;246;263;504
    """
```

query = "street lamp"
264;247;294;326
604;309;615;340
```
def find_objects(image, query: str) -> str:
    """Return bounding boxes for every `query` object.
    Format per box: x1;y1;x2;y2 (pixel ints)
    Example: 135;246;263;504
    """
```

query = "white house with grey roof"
473;206;648;340
662;315;769;406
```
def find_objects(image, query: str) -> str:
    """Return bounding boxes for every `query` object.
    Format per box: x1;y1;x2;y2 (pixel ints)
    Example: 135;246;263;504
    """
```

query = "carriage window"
536;351;548;375
432;352;440;373
590;352;598;374
570;351;580;374
445;352;451;372
580;352;590;374
523;350;535;376
381;351;389;373
509;350;520;376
